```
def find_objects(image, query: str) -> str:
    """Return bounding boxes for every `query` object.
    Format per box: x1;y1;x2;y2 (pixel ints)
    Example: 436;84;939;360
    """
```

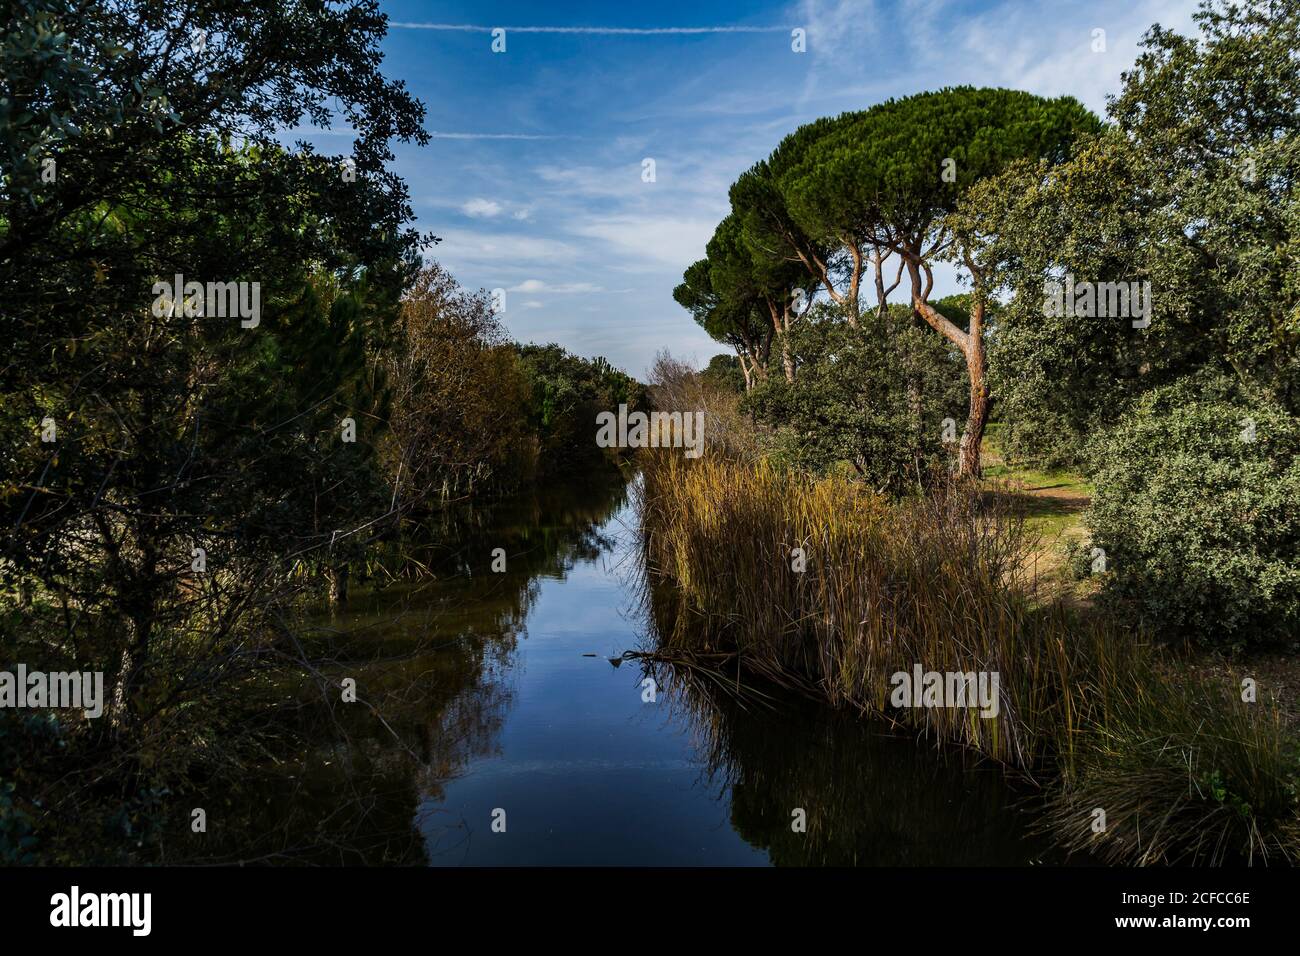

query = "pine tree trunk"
958;336;990;478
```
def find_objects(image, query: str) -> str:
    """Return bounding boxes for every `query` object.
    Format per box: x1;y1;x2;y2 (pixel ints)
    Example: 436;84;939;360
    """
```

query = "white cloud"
569;215;719;271
462;198;503;218
509;279;605;294
800;0;879;63
895;0;1200;116
535;163;644;200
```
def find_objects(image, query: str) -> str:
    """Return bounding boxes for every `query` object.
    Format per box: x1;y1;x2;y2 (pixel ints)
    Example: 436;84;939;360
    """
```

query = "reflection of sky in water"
418;507;767;866
412;490;1061;867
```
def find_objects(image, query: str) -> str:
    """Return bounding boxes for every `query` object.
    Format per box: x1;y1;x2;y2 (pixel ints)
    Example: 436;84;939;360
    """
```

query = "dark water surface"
244;474;1061;866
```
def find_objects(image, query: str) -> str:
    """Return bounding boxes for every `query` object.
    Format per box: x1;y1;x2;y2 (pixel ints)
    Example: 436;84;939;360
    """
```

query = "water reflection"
648;661;1059;865
193;475;629;864
201;472;1060;866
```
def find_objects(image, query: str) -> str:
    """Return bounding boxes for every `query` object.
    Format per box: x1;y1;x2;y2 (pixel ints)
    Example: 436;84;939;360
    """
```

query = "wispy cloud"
799;0;879;63
891;0;1200;115
429;230;580;268
570;215;719;271
534;163;646;199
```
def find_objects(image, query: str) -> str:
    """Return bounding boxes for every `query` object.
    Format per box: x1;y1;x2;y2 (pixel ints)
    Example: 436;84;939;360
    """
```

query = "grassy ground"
980;424;1092;589
980;425;1300;731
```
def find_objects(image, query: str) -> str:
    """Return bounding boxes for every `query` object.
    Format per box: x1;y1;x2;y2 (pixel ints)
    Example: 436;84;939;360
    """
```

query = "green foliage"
0;0;428;862
515;344;647;479
674;211;813;380
701;354;746;394
745;303;966;493
1085;377;1300;647
2;0;430;622
385;264;536;503
685;85;1100;482
983;1;1300;464
778;87;1099;257
971;2;1300;641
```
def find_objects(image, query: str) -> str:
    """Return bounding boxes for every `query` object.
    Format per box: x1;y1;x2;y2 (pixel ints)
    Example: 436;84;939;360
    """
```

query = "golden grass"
638;451;1300;865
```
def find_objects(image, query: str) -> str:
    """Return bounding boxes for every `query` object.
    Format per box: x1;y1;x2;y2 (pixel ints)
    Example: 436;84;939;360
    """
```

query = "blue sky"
302;0;1200;377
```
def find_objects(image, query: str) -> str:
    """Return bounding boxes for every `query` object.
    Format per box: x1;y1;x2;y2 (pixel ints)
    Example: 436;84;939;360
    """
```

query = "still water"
237;473;1060;865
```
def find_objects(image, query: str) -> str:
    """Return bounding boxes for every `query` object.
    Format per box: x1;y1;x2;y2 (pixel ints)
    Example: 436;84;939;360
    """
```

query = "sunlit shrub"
1086;378;1300;648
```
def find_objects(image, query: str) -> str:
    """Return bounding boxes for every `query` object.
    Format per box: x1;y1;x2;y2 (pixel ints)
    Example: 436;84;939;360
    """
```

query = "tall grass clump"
637;451;1300;865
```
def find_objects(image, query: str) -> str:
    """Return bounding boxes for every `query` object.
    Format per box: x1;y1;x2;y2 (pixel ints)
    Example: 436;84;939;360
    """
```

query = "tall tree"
729;131;848;326
1;1;428;731
972;1;1300;466
674;256;772;390
777;88;1100;474
706;214;815;383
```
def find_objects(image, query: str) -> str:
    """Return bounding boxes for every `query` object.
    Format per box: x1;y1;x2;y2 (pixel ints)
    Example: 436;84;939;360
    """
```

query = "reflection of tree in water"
641;585;1063;867
191;474;629;864
383;476;627;582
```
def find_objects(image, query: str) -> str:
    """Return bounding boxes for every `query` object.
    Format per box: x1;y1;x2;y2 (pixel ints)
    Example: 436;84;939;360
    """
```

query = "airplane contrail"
429;132;561;140
390;23;793;35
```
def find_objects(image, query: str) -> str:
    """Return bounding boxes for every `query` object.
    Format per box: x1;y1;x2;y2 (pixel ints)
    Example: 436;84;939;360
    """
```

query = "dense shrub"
700;353;748;395
745;304;967;493
515;343;647;479
1085;379;1300;647
386;266;651;502
386;264;536;504
977;3;1300;470
646;351;756;459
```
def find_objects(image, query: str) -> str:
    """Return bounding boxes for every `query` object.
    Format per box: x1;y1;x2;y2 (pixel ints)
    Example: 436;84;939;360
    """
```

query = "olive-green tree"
972;1;1300;466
